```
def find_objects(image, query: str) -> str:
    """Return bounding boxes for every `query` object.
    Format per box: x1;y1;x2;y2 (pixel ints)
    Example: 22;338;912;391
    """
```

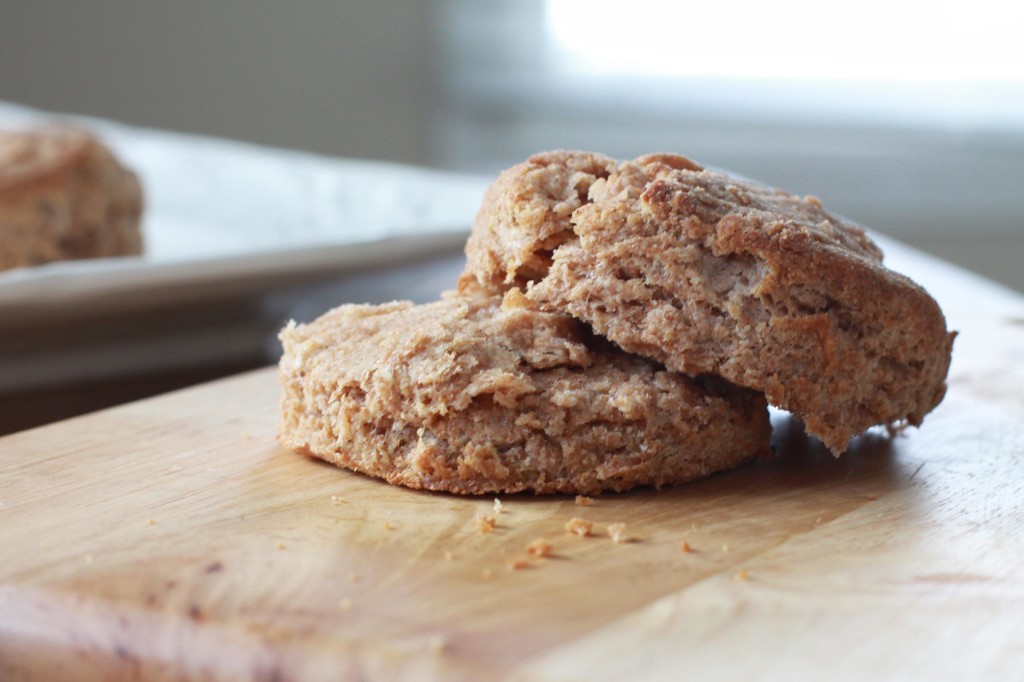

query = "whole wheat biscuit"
278;290;771;495
460;150;955;453
0;127;143;271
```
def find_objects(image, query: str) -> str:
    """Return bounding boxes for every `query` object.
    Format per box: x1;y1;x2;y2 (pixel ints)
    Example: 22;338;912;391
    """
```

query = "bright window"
546;0;1024;82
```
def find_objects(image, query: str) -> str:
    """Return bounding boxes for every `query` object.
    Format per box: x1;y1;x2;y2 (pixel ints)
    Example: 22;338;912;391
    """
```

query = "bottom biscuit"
278;291;771;495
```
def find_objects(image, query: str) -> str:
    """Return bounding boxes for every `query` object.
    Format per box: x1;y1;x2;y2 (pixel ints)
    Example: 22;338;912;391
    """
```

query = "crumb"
493;498;505;514
866;494;878;501
815;516;823;524
721;543;729;553
276;542;286;550
527;538;553;557
607;523;629;544
444;551;455;561
680;540;693;553
339;597;354;611
735;569;750;582
476;514;497;534
508;559;531;571
146;518;157;526
565;517;593;537
690;521;701;530
349;573;361;583
575;495;595;507
383;521;395;531
428;634;447;655
885;421;911;437
330;495;347;505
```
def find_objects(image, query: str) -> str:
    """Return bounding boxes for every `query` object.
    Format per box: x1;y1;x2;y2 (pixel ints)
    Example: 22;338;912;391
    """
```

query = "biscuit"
278;290;771;495
460;150;955;453
0;127;143;271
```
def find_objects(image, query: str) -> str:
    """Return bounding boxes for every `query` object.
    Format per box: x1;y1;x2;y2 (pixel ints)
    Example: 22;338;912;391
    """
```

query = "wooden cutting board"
2;244;1023;681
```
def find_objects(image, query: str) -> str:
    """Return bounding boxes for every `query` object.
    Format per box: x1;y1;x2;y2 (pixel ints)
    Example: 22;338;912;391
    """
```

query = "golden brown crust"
0;127;143;271
277;290;771;495
460;150;955;453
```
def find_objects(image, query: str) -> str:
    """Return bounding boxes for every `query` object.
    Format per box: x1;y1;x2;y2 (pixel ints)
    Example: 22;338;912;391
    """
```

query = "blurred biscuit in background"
0;126;142;271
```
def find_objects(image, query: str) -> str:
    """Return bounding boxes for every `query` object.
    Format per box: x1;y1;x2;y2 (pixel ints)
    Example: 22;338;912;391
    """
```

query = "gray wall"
0;1;435;164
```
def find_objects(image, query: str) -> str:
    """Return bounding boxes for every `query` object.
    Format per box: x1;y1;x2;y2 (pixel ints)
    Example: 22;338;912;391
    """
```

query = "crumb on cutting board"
565;517;593;537
428;634;447;655
476;514;497;533
607;523;629;544
527;538;553;558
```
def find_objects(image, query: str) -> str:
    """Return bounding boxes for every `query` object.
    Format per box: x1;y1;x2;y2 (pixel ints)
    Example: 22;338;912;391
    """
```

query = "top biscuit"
460;150;955;453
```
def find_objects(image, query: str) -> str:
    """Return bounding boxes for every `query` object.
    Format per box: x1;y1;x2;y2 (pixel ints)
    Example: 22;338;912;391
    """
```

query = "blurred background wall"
1;0;1021;292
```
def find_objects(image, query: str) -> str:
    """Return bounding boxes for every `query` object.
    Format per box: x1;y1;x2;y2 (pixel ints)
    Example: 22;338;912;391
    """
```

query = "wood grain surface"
1;241;1023;681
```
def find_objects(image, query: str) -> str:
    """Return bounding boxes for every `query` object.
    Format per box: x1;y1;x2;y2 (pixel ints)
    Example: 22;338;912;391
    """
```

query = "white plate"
0;102;490;391
0;101;490;329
